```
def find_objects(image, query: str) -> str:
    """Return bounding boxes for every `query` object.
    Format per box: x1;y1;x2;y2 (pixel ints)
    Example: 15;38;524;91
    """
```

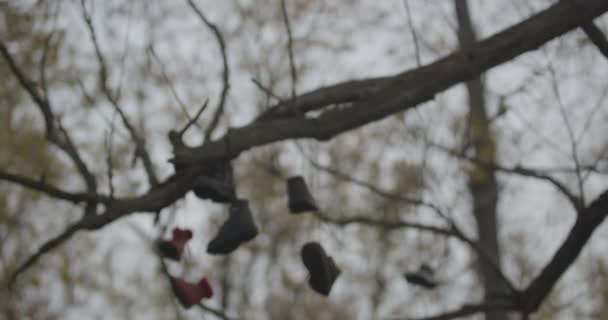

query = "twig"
251;78;285;103
547;63;585;208
147;44;202;130
39;31;55;101
280;0;298;101
178;99;209;137
428;140;583;212
403;0;422;66
185;0;230;142
104;124;116;198
10;219;85;285
312;210;453;236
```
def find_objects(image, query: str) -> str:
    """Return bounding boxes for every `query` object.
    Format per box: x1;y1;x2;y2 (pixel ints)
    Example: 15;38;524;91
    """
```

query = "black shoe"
404;264;437;289
193;163;236;204
158;240;180;260
207;199;259;254
287;176;319;213
301;241;341;296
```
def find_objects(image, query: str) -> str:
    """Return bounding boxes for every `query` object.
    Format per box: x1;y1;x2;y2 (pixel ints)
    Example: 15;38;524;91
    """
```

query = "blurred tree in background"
2;1;608;319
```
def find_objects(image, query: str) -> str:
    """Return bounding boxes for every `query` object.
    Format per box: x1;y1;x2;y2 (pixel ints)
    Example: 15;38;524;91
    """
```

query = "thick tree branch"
522;189;608;311
176;0;608;168
582;22;608;59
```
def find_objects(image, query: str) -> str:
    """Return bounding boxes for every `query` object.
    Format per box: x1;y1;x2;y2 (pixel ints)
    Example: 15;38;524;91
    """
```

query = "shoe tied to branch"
157;228;193;261
287;176;319;213
170;276;213;309
207;199;259;255
192;163;237;204
404;263;437;289
301;241;341;296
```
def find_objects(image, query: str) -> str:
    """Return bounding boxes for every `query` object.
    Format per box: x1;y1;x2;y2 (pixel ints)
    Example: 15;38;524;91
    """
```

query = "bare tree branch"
185;0;231;142
80;0;159;187
522;189;608;312
403;0;422;66
251;78;285;104
177;0;608;168
399;300;516;320
178;99;209;138
427;140;583;212
0;171;109;204
280;0;298;101
8;2;608;305
147;44;203;131
10;219;85;285
582;22;608;59
312;210;453;236
0;40;98;209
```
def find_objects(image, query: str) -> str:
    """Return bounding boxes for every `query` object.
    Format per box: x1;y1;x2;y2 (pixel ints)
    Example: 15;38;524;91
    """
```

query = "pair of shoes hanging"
301;241;341;296
191;162;258;254
193;163;237;204
156;228;214;308
207;199;259;254
404;264;437;289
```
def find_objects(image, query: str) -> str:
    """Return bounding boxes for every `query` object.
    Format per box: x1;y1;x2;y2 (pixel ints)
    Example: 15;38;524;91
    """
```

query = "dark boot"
207;199;259;254
157;228;193;261
170;276;213;309
193;163;237;204
287;176;319;213
404;264;437;289
301;241;341;296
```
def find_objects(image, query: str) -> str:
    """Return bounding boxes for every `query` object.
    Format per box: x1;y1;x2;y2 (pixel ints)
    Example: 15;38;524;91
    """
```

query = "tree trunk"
454;2;508;320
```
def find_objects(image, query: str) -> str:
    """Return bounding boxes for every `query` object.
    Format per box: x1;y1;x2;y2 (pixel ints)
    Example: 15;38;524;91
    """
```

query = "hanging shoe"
207;199;259;255
157;228;193;261
287;176;319;213
193;163;237;204
301;241;341;296
404;264;437;289
170;276;213;309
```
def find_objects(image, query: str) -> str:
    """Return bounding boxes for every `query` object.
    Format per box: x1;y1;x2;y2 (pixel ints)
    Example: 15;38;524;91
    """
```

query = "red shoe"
158;228;193;261
170;276;214;309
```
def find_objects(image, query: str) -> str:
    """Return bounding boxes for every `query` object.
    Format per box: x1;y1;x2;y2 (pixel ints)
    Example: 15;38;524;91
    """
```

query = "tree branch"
581;22;608;60
185;0;231;142
522;189;608;311
0;171;109;204
0;40;98;209
80;0;159;187
177;0;608;168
